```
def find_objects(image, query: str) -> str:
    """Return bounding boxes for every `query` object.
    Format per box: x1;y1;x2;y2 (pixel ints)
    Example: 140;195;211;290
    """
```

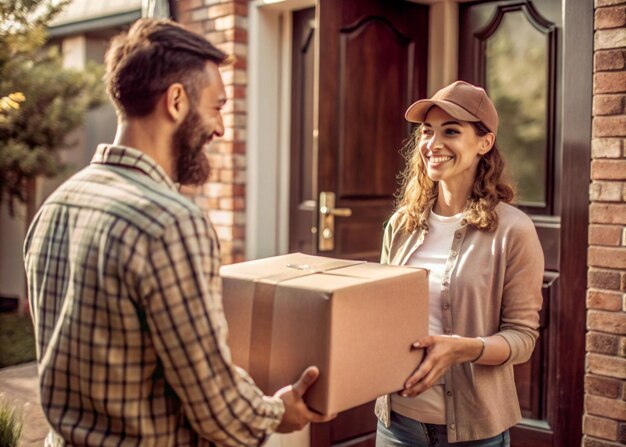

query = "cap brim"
405;99;480;124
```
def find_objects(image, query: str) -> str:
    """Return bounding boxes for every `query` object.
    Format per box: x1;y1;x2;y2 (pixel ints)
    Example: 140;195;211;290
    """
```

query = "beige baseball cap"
405;81;499;135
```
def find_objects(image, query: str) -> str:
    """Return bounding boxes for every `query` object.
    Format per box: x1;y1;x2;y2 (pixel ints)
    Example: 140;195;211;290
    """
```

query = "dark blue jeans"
376;411;510;447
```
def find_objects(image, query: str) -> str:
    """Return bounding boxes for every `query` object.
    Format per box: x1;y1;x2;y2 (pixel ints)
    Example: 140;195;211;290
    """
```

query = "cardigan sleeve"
380;218;393;264
496;215;544;366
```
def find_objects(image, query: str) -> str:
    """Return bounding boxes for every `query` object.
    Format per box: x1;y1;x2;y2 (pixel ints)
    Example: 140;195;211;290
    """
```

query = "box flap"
220;253;363;281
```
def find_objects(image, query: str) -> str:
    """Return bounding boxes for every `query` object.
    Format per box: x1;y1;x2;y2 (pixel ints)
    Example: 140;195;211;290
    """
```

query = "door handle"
318;191;352;251
320;204;352;217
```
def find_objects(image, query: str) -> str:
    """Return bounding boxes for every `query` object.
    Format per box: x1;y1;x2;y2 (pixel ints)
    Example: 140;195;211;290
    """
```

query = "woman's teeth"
430;155;453;163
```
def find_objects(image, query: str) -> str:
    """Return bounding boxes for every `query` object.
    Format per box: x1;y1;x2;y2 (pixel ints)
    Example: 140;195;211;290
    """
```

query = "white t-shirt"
390;209;463;425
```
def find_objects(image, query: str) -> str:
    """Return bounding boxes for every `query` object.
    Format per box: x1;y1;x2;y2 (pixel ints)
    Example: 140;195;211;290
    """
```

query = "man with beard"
23;18;330;446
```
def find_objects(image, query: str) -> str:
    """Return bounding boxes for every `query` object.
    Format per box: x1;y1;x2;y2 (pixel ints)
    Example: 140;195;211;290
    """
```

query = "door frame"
456;1;591;444
246;1;592;445
552;0;592;444
247;0;313;261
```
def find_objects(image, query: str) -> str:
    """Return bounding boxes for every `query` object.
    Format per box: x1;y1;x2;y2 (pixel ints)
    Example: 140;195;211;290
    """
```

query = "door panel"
459;0;559;441
311;403;377;447
337;17;414;198
290;7;317;254
459;1;589;446
292;1;429;446
514;273;555;421
315;0;428;262
460;0;560;215
336;220;385;260
311;403;377;443
288;1;589;445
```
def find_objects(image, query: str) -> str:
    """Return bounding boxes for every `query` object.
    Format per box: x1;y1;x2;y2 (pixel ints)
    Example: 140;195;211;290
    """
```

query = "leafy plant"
0;313;36;368
0;401;22;447
0;0;106;215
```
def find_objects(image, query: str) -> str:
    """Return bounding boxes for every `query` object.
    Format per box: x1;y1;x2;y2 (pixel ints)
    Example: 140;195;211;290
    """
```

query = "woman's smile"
427;154;455;165
418;107;491;186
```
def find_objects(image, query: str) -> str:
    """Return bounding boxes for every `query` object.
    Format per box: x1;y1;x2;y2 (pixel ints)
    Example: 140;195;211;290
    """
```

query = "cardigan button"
450;250;457;257
446;391;453;397
442;303;450;310
455;233;461;239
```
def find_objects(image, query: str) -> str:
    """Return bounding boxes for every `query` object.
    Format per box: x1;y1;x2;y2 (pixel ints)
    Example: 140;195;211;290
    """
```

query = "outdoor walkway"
0;362;48;446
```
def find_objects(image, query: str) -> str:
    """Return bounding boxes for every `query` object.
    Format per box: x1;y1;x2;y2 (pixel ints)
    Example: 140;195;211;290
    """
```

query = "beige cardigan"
375;202;544;442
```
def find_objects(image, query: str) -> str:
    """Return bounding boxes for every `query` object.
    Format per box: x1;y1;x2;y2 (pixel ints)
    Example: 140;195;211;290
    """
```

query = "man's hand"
274;366;336;433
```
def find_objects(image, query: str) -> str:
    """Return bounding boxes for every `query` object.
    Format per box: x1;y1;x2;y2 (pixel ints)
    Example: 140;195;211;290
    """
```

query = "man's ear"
479;132;495;155
165;83;189;123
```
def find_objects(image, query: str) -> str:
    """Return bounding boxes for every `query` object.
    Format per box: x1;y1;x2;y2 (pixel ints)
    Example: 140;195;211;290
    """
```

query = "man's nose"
214;115;225;137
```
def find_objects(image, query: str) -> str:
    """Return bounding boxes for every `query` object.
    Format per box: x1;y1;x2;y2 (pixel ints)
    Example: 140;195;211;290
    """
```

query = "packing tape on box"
249;259;364;390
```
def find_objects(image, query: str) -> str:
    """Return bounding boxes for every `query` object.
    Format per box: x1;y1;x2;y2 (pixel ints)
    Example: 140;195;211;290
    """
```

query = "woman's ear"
479;132;495;155
165;83;189;123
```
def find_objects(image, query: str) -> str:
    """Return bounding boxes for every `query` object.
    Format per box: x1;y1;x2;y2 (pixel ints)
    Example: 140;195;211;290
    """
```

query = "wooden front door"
290;0;428;262
289;0;428;445
290;0;591;445
459;1;591;445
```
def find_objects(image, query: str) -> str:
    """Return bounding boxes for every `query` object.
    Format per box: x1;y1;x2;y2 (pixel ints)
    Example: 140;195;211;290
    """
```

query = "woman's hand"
400;335;484;397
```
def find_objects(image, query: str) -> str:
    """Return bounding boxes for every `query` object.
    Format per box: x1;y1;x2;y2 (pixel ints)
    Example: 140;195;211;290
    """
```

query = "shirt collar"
419;197;468;230
91;144;178;191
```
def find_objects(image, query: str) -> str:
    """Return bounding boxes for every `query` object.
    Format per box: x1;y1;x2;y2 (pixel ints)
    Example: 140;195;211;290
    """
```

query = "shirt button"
446;391;453;397
450;423;456;430
455;233;461;239
450;250;457;257
444;328;451;334
443;281;449;287
442;303;450;310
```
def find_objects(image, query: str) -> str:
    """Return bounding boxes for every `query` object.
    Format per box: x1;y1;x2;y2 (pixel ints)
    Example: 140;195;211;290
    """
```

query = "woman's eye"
445;128;460;136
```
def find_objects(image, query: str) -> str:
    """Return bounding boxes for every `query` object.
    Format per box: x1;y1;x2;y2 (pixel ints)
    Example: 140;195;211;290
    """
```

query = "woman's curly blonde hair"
396;121;515;233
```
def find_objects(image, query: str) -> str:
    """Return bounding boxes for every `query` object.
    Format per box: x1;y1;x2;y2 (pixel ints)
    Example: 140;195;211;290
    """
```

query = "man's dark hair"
105;18;230;118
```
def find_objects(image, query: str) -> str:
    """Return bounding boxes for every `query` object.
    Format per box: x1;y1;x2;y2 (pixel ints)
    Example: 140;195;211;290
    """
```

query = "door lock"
318;191;352;251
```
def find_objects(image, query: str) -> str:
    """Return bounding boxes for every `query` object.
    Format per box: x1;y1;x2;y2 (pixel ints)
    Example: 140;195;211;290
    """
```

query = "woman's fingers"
404;363;429;389
412;335;434;349
400;336;459;397
404;335;437;386
401;361;445;397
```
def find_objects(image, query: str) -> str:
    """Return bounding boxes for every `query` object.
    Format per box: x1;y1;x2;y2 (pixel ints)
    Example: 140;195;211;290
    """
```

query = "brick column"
585;2;626;445
176;0;248;265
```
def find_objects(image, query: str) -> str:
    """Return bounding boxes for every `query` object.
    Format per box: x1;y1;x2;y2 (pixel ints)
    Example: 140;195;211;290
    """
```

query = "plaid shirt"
24;145;284;446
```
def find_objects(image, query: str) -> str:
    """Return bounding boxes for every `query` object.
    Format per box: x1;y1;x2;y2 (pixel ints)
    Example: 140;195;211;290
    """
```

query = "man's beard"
172;107;211;186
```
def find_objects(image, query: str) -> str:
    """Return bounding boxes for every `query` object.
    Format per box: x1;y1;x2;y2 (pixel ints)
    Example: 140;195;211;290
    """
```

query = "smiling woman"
375;81;543;447
396;82;514;233
417;108;493;191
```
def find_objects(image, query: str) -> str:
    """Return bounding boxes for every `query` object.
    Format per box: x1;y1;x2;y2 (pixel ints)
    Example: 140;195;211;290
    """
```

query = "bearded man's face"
172;106;211;186
172;62;226;186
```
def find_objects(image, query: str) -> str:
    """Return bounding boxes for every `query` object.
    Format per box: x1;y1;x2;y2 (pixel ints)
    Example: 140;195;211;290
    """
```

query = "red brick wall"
177;0;248;265
585;1;626;445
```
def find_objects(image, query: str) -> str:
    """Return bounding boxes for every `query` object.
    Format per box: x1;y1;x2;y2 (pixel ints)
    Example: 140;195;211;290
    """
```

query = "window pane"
486;11;548;205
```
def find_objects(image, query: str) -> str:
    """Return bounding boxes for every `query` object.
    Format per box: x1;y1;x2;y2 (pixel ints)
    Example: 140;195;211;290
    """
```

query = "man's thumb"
292;366;320;397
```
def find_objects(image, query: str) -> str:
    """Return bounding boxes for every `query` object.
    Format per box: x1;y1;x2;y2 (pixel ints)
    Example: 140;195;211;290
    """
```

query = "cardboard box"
220;253;428;415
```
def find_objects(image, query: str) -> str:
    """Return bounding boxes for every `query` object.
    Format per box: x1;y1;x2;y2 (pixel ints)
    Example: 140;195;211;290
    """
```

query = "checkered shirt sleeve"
140;213;285;444
23;145;285;446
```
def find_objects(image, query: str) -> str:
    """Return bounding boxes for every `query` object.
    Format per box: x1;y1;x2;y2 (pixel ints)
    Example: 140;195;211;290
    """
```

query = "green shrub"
0;401;22;447
0;0;106;215
0;313;36;368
